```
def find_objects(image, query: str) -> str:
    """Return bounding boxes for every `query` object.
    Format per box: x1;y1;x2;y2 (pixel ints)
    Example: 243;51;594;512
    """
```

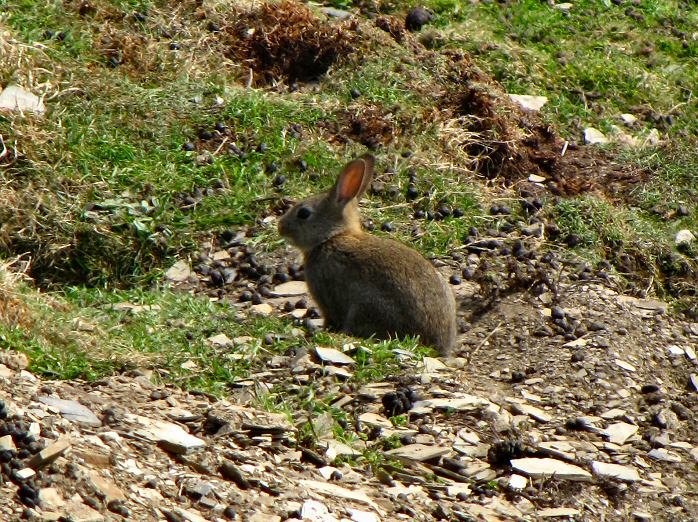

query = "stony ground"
2;228;697;522
1;1;698;521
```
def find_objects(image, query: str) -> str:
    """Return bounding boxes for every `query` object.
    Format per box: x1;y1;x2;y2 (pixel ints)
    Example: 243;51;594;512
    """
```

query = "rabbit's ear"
333;154;375;205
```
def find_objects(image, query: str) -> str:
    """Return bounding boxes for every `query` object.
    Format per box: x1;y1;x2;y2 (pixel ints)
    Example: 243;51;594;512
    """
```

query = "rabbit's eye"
297;207;312;220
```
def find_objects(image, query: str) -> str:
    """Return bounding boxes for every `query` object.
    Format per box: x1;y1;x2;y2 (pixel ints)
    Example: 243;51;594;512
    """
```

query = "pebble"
0;85;46;114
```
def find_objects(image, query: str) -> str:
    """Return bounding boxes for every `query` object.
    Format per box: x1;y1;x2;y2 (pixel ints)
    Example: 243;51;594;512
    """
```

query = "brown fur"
278;155;457;354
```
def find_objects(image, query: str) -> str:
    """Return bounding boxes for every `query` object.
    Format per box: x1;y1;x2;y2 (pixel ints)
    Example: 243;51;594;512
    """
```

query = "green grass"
0;0;697;415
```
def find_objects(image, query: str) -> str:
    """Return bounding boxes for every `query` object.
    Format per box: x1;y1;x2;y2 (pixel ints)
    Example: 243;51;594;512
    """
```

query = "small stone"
511;458;592;482
620;113;637;125
385;444;450;462
675;229;695;245
648;448;681;463
165;260;192;282
604;422;638;445
538;508;581;518
15;468;36;480
591;461;641;482
314;347;355;365
0;435;16;451
614;359;636;372
584;127;609;145
271;281;308;297
509;474;528;489
0;85;46;114
509;94;548;111
38;397;101;426
511;403;552;423
28;437;71;469
128;414;205;454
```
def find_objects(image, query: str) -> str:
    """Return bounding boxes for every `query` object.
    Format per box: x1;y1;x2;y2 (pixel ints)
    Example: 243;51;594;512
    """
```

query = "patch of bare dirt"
219;1;360;85
318;105;401;150
437;54;651;199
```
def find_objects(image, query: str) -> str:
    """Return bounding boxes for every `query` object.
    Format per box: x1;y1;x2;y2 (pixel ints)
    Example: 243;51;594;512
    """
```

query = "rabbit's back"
304;232;456;354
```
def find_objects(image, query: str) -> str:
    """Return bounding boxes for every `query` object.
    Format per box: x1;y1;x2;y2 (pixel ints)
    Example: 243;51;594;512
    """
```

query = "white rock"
174;508;209;522
300;500;338;522
620;113;637;125
0;435;16;451
553;3;574;11
604;422;638;445
528;174;547;183
511;458;592;482
648;448;682;463
0;85;45;114
591;461;641;482
271;280;308;296
207;333;233;347
38;397;101;426
675;229;696;245
508;94;548;111
412;395;489;412
584;127;609;145
16;467;35;479
538;507;581;518
165;260;192;282
509;474;528;489
315;347;355;365
417;357;448;373
385;444;450;462
126;414;205;454
599;408;626;420
511;403;552;423
685;346;696;361
614;359;636;372
251;303;273;316
299;480;378;509
348;509;379;522
668;345;685;356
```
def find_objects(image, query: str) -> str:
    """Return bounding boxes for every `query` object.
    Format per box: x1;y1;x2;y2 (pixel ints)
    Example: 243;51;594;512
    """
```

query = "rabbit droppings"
278;154;457;355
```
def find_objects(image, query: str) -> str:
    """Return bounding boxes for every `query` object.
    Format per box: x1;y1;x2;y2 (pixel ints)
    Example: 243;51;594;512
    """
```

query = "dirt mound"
318;105;401;150
439;54;651;198
220;1;360;85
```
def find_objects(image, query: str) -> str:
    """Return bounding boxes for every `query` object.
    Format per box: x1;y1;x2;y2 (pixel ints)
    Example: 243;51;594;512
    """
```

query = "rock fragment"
591;461;641;482
511;458;592;482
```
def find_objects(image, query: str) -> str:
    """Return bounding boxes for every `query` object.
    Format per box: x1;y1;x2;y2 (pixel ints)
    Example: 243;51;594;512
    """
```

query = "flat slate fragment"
38;396;101;426
511;458;592;482
385;443;450;462
28;437;71;469
591;461;641;482
314;346;355;365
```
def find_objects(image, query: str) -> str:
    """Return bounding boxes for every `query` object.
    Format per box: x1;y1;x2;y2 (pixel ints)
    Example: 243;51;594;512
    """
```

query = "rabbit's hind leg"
342;302;397;341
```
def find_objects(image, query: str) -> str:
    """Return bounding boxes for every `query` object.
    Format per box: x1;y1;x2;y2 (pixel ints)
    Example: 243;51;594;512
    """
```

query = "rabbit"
278;154;457;355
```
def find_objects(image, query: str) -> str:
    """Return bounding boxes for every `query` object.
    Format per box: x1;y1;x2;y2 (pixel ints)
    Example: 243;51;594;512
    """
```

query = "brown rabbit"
278;154;457;355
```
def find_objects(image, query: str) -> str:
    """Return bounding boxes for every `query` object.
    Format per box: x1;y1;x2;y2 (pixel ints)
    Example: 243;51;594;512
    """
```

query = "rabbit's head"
279;154;374;253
